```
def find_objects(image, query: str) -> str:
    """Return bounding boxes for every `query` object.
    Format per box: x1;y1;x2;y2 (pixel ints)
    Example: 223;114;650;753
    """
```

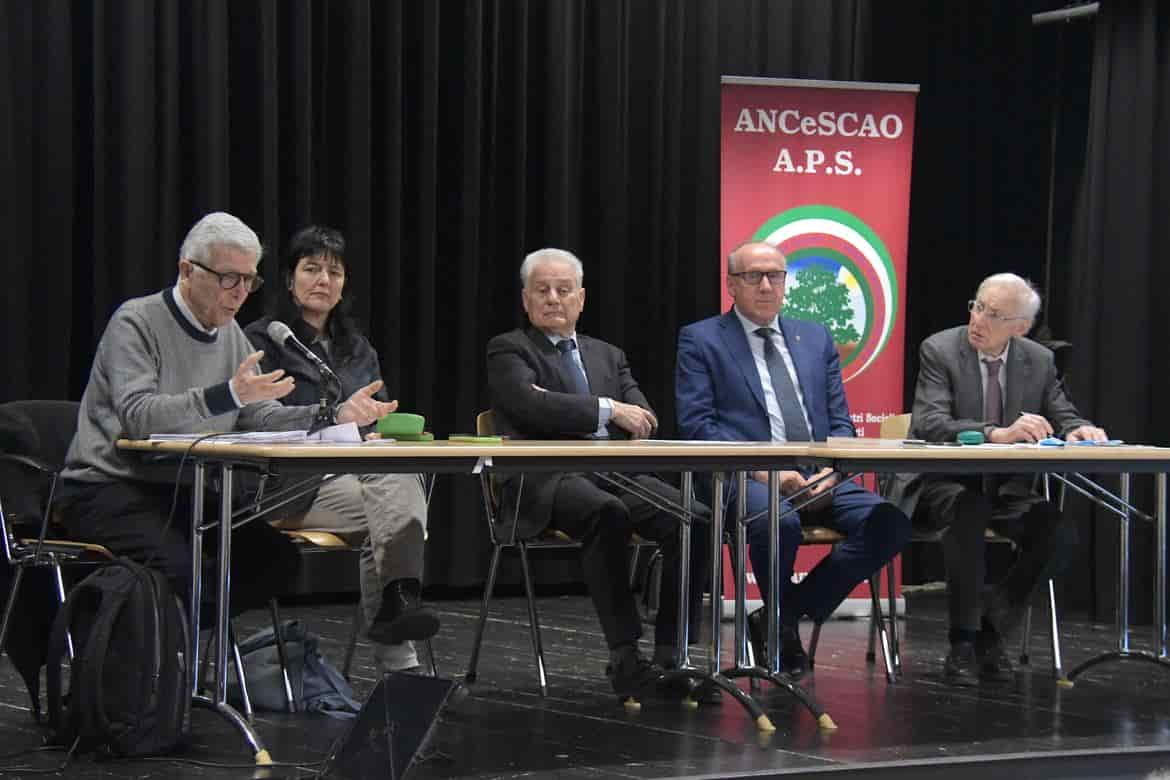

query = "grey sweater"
62;288;315;486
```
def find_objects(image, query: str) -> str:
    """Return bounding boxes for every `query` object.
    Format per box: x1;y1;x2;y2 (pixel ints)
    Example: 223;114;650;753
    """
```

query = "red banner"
720;77;918;615
721;76;917;435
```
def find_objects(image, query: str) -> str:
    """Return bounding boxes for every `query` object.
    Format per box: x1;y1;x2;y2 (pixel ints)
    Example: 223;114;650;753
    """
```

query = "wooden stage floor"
1;589;1169;779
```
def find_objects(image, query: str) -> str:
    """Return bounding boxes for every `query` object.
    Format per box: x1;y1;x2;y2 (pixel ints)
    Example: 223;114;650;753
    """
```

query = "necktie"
984;358;1004;426
754;328;811;442
555;339;590;395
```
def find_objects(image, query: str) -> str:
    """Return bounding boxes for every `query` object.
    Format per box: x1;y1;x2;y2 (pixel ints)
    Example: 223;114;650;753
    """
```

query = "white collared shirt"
733;307;812;442
544;332;613;437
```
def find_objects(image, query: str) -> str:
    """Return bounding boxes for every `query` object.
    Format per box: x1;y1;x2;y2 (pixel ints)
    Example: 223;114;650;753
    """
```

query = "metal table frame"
117;438;1170;758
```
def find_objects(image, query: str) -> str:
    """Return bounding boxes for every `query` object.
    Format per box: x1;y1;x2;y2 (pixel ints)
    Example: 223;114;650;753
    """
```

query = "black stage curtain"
0;1;870;588
868;2;1051;396
1067;0;1170;622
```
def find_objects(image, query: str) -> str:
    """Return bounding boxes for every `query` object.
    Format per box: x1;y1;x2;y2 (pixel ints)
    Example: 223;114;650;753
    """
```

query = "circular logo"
752;205;898;382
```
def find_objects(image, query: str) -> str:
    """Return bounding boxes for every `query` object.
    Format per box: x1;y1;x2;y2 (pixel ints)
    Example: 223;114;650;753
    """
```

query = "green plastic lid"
390;431;435;442
376;412;425;437
957;430;985;445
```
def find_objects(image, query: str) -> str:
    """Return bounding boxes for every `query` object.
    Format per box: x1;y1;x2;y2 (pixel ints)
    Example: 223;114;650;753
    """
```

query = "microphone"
266;320;342;392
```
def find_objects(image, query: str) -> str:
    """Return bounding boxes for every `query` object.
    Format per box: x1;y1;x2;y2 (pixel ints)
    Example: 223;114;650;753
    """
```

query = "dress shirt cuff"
598;397;614;427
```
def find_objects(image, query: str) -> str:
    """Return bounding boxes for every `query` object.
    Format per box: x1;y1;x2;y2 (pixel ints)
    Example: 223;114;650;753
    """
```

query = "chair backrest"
0;401;81;470
0;401;80;528
474;411;502;534
880;413;912;440
476;410;495;437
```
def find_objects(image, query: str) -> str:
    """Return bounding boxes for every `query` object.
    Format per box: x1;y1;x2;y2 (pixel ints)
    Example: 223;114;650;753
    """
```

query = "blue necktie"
754;327;811;442
555;339;590;395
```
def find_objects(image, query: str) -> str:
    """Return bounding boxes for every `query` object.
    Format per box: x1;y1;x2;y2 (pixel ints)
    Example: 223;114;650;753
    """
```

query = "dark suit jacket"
675;310;855;443
886;325;1093;517
486;326;654;538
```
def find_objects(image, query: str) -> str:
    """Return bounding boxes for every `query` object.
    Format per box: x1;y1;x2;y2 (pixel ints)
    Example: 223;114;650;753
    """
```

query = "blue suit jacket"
675;310;855;442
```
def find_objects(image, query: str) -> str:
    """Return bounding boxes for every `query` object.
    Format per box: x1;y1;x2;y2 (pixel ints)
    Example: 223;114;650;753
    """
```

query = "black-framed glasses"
189;259;264;292
729;270;787;286
967;299;1026;323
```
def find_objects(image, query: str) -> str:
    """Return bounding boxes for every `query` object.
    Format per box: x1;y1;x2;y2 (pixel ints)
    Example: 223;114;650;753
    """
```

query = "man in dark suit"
886;273;1107;684
486;248;708;701
675;241;910;678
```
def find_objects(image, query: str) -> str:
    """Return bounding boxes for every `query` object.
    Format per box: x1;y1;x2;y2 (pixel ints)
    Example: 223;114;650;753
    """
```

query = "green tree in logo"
785;266;861;344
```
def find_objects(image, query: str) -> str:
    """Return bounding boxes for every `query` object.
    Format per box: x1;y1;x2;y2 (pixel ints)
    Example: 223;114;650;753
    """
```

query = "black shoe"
747;608;769;669
780;626;809;680
606;646;665;700
747;609;808;679
368;578;440;644
653;649;724;704
944;641;979;686
976;637;1014;681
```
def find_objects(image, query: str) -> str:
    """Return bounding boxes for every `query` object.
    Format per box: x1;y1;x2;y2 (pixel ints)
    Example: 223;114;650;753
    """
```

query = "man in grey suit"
887;273;1107;684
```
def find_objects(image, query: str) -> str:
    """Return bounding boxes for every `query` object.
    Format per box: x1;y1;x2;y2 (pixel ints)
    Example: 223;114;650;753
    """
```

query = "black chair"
0;401;272;722
0;400;113;718
877;413;1067;683
463;411;658;696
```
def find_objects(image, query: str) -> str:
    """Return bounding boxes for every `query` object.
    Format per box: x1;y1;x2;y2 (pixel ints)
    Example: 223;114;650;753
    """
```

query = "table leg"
768;471;782;677
713;472;834;731
674;473;693;669
1069;471;1170;681
735;472;750;671
190;463;272;765
708;473;723;680
662;473;777;728
1157;473;1166;657
1120;473;1131;653
189;462;204;698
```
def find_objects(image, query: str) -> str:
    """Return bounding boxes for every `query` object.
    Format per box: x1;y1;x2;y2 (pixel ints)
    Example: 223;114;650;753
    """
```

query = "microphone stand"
307;371;343;435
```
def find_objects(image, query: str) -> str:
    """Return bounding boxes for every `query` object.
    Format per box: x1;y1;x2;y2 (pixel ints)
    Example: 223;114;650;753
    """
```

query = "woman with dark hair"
246;226;437;673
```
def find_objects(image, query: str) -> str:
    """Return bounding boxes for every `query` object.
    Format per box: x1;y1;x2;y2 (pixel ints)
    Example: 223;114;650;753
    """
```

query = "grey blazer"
885;325;1093;518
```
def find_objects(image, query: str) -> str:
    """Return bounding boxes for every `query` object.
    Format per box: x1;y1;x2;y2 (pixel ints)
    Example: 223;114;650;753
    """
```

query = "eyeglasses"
967;299;1027;323
189;260;264;292
729;270;787;286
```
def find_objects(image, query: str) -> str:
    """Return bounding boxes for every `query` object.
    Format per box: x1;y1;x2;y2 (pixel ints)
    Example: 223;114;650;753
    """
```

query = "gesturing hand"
336;380;398;426
611;401;657;439
231;351;295;405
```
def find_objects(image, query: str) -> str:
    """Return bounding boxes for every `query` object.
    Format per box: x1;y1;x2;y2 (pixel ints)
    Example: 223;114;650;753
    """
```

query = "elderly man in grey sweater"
59;212;395;620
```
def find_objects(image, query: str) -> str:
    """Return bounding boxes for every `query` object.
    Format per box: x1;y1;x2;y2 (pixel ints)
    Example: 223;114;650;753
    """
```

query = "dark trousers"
913;478;1077;638
59;479;300;625
549;473;709;651
732;477;910;625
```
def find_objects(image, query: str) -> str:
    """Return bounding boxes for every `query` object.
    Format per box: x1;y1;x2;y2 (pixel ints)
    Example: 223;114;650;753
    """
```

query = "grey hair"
520;248;584;287
977;273;1042;321
727;240;784;274
179;212;262;265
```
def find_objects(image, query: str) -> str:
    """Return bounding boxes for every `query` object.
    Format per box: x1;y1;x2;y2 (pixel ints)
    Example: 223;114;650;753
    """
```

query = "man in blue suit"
675;241;910;677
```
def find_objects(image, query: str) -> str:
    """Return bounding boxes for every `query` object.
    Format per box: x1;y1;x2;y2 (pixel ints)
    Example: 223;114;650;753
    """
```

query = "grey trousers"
282;472;428;671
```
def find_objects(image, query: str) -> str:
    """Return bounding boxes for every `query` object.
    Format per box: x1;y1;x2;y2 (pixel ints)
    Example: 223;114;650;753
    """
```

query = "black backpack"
45;558;191;756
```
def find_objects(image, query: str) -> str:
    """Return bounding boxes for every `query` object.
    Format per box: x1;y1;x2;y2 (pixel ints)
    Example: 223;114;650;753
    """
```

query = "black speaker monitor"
322;672;458;780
